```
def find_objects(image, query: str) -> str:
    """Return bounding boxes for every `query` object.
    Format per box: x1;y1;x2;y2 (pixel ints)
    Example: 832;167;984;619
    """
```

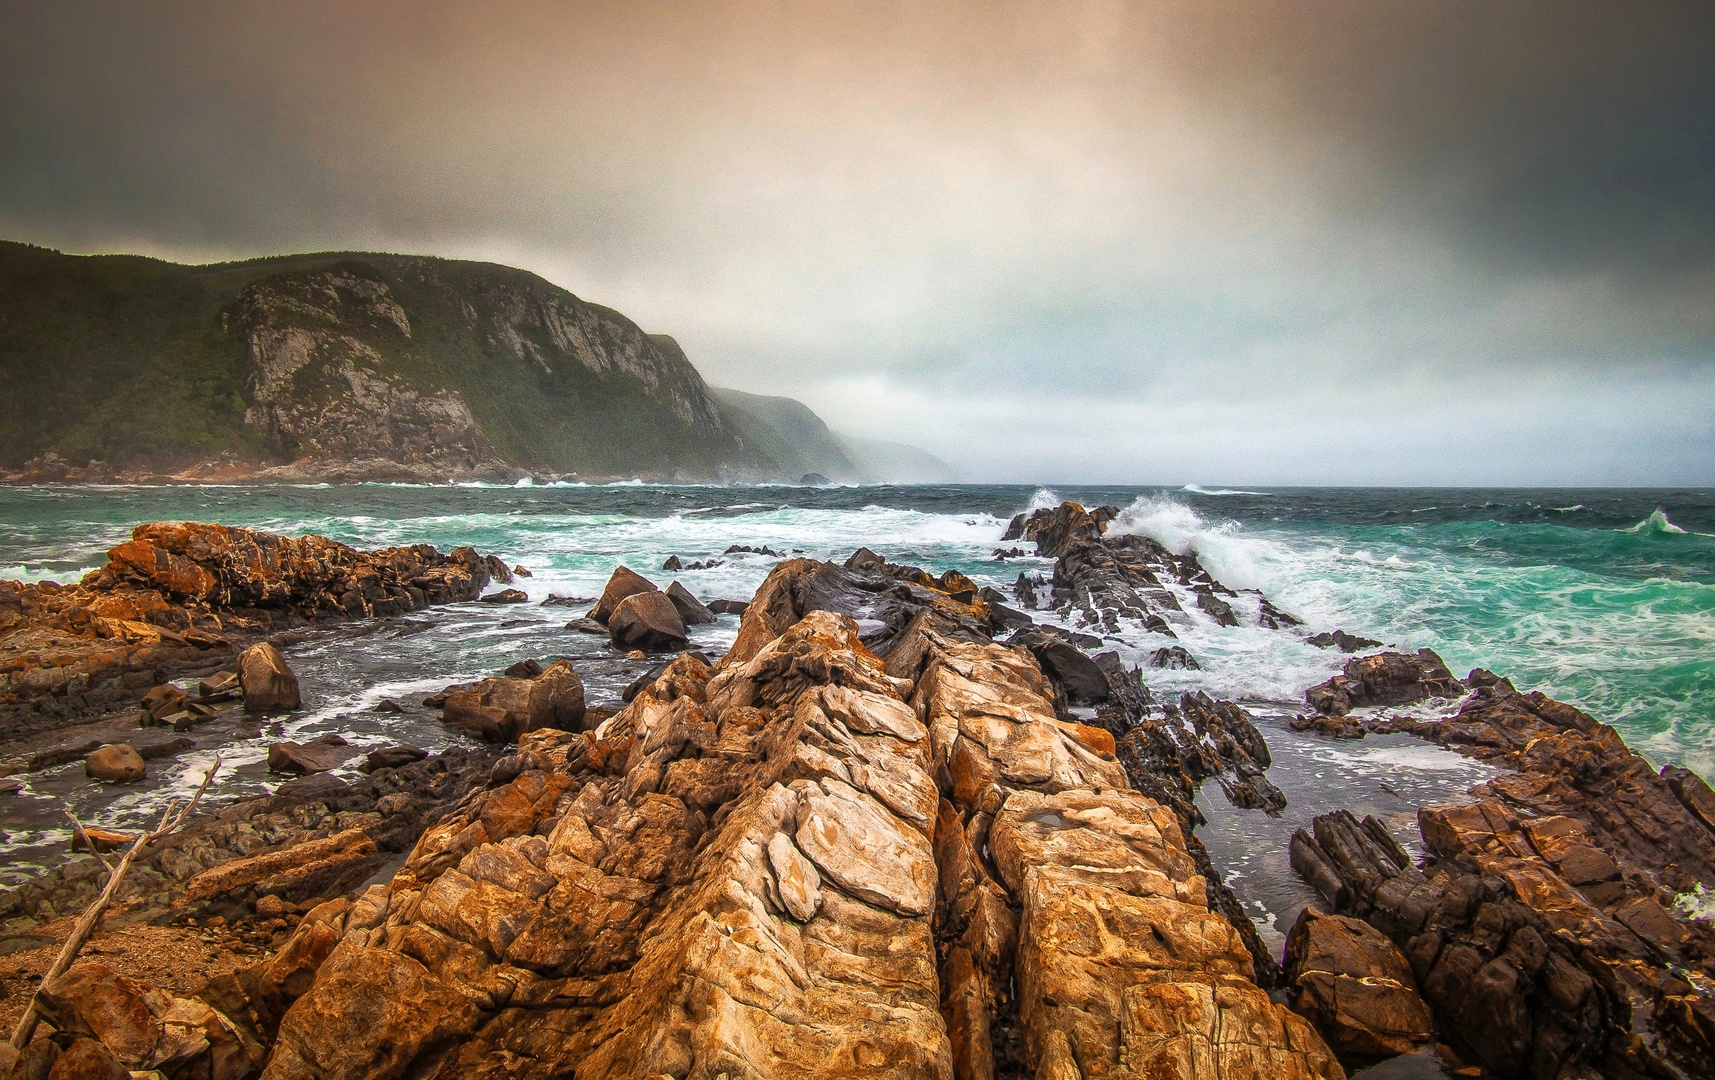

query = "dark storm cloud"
1;1;1710;483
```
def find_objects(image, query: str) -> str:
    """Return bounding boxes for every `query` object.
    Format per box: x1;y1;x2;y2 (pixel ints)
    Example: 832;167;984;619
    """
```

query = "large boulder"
665;580;717;625
239;642;301;713
1285;907;1432;1060
608;591;689;653
267;734;357;775
85;743;146;783
589;566;659;624
441;659;584;742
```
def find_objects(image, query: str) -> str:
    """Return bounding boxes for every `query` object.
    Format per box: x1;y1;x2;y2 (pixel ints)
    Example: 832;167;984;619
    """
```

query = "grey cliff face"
229;265;506;481
222;257;738;482
386;259;729;442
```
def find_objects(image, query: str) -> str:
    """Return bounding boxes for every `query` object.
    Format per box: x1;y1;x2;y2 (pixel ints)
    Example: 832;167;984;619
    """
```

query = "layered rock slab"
249;559;1339;1080
258;611;951;1079
915;636;1342;1080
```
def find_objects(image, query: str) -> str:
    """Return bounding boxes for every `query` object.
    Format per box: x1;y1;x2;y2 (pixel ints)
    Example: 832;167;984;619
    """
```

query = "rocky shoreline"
0;504;1710;1078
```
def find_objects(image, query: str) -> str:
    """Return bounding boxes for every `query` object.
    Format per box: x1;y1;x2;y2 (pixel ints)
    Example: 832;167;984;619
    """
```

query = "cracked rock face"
242;560;1343;1080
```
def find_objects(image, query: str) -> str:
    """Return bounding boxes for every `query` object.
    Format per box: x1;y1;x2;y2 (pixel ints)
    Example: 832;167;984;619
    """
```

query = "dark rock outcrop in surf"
1292;672;1715;1078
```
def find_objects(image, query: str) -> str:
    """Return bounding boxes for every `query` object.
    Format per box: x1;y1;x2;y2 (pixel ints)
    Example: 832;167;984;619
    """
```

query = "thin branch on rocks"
9;756;222;1050
63;808;115;875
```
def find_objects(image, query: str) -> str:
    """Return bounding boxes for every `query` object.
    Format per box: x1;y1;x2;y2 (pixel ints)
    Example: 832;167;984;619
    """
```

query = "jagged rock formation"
1303;650;1464;717
0;522;495;735
1291;669;1715;1078
1005;501;1300;641
189;558;1343;1080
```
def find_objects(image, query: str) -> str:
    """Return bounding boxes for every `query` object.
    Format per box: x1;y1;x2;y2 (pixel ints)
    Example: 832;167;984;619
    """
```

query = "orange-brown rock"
1;523;495;737
239;642;301;713
178;828;382;907
266;734;355;775
588;565;659;624
917;634;1341;1080
33;961;262;1078
1303;648;1463;717
241;559;1339;1080
1292;672;1715;1079
84;742;145;782
607;589;688;652
1284;908;1432;1061
439;659;584;742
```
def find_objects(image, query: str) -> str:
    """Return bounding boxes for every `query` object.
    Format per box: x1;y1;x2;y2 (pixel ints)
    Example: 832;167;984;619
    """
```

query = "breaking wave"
1625;508;1688;535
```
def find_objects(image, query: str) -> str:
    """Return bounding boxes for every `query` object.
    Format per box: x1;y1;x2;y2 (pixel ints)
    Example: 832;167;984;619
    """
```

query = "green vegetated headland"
0;241;952;483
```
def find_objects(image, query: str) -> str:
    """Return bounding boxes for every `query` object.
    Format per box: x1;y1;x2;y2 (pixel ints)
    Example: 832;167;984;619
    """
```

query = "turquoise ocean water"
3;482;1710;775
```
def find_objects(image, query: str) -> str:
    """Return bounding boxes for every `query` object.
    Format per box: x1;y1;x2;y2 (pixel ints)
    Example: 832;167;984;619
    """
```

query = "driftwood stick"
63;809;114;875
9;756;221;1050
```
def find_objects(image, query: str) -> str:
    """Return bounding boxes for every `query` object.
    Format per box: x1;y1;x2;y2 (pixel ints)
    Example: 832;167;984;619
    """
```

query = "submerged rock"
1148;644;1199;669
1305;629;1383;653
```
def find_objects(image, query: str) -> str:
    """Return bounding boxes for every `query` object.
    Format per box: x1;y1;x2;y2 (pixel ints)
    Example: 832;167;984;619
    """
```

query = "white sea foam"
1182;484;1269;496
0;563;102;585
1024;487;1061;512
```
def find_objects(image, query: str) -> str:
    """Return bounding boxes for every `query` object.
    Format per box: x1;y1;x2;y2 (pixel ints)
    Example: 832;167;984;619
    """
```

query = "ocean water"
1;482;1710;963
4;482;1709;771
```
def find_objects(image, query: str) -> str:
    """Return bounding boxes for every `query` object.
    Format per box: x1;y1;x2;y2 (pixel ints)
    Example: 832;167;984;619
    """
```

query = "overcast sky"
3;1;1712;484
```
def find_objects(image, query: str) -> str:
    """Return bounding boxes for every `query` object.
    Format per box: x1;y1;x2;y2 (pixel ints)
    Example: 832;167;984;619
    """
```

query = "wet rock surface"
0;523;495;739
83;744;145;784
1303;649;1464;718
11;502;1708;1080
1291;672;1715;1078
1283;907;1432;1062
439;660;585;743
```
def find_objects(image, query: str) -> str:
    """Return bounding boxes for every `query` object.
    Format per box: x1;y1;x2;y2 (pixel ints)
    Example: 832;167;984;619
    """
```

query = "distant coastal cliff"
0;242;951;484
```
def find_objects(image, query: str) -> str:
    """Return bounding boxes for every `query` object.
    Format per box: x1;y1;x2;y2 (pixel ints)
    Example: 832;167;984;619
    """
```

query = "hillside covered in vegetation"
0;242;772;481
